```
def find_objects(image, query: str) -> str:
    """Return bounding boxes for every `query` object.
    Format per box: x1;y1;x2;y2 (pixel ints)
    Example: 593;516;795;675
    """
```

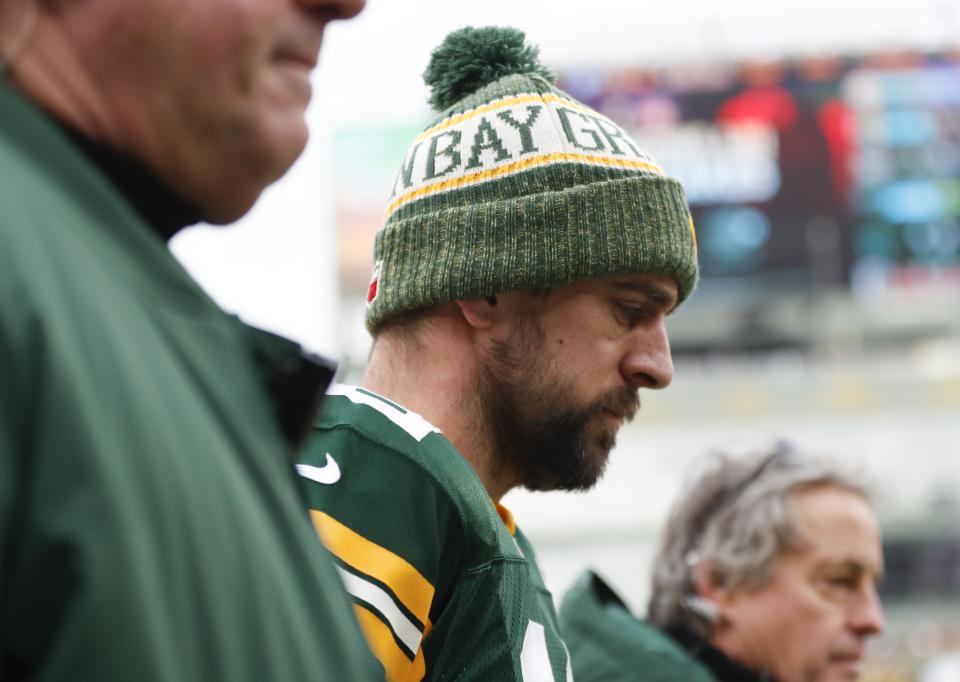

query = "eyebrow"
612;280;679;313
821;559;885;584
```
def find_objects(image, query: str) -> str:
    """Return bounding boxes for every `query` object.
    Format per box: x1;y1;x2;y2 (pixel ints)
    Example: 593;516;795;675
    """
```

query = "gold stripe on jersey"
495;503;517;536
336;566;424;656
355;607;427;682
310;511;435;632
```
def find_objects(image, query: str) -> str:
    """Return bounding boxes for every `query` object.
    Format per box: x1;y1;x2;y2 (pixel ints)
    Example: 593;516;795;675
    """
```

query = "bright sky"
171;0;960;356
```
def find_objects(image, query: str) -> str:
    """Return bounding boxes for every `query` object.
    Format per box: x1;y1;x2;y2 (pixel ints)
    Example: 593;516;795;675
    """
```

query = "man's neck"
5;9;200;239
8;8;117;142
668;625;776;682
56;122;200;240
362;319;517;501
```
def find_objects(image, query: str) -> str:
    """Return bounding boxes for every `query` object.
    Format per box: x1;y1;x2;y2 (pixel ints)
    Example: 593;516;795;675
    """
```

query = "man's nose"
850;585;885;637
620;320;673;390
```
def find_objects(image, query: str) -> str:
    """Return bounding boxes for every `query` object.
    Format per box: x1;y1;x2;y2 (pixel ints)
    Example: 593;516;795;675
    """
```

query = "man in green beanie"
298;26;698;681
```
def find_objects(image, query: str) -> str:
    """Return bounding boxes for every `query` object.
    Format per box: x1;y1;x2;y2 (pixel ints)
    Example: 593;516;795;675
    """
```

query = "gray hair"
646;440;870;636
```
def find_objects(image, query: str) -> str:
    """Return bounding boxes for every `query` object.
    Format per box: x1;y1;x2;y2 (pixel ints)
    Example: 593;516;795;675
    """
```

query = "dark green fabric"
559;571;717;682
373;174;694;326
0;84;377;681
302;385;571;680
423;27;554;111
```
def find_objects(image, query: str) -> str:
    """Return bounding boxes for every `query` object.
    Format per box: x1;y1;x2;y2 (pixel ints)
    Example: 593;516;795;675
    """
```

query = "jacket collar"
668;625;778;682
0;82;201;241
0;82;334;452
239;323;337;451
57;123;201;241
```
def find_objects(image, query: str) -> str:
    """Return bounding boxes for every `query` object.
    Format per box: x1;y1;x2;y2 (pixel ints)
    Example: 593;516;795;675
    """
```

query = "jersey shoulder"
320;383;441;448
300;385;525;680
312;384;506;538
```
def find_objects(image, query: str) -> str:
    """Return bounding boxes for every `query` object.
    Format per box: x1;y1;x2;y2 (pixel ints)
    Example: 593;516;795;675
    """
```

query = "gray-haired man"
560;444;885;682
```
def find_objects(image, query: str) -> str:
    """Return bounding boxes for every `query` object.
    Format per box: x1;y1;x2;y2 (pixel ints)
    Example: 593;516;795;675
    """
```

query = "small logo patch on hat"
366;260;382;305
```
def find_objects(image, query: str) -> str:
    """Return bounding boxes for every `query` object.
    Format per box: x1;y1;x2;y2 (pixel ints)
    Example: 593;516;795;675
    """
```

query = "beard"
477;314;639;492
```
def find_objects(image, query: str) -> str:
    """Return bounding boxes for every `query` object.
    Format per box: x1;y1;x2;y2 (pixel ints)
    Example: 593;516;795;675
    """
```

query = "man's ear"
688;561;727;624
455;296;499;330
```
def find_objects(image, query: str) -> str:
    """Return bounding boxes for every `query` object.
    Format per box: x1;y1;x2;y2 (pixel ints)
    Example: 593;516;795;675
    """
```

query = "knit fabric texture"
365;27;698;331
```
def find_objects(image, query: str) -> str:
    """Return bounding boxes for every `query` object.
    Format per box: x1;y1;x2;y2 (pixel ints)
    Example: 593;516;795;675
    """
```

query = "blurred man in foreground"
295;25;698;682
0;0;378;679
561;444;885;682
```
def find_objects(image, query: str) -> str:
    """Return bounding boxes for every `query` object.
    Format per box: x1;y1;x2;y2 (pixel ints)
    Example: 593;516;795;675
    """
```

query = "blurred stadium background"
172;1;960;680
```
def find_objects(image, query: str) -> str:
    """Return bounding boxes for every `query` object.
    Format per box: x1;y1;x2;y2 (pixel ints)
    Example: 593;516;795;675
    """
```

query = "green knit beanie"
365;26;698;332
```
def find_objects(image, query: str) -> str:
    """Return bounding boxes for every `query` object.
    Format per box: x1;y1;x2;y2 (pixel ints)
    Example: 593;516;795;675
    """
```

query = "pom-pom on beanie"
365;26;698;332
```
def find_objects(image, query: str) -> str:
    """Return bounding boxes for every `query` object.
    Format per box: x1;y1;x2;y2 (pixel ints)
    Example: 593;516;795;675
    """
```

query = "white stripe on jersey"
336;566;424;655
328;384;440;442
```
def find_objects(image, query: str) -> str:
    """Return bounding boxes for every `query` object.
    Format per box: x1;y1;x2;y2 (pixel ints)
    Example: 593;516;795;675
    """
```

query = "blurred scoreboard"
559;52;960;296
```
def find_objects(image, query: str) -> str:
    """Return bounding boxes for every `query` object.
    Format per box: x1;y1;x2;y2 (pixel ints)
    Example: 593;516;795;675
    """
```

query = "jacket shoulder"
560;571;717;682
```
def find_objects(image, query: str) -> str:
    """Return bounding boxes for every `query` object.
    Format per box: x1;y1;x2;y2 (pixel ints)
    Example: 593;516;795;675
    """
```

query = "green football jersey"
299;384;573;681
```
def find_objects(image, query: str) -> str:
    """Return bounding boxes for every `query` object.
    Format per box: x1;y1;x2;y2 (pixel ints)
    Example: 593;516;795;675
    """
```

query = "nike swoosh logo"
296;453;341;485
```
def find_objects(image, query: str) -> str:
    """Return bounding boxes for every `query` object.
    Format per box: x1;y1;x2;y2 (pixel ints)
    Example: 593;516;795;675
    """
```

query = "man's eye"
825;575;858;591
615;302;647;326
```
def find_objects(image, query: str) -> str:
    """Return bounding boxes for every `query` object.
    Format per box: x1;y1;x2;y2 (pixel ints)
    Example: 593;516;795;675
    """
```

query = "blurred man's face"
479;273;676;491
716;486;885;682
59;0;364;222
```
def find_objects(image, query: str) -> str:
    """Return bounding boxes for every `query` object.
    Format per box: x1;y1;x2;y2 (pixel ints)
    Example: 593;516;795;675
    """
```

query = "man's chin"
588;419;619;453
587;445;612;481
563;446;611;492
824;657;863;682
195;187;263;225
519;446;609;493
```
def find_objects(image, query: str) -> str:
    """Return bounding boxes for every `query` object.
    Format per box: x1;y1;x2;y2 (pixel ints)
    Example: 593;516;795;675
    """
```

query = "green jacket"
0;85;377;681
559;571;717;682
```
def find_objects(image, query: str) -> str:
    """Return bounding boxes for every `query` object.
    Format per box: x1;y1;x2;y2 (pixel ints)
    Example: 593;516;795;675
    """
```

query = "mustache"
596;387;640;422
